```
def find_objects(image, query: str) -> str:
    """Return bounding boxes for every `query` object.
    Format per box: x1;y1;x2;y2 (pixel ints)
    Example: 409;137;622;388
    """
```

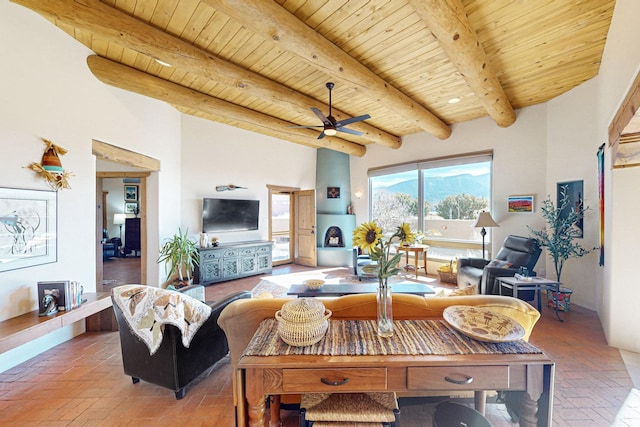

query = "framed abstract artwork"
557;180;584;238
0;187;57;272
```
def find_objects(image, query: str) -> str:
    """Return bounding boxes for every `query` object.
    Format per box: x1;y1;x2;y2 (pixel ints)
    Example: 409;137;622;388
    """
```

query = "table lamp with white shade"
113;213;127;241
473;211;499;259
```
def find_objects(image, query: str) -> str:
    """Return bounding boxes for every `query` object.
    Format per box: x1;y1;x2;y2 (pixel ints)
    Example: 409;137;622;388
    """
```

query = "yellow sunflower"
352;221;382;254
397;222;415;246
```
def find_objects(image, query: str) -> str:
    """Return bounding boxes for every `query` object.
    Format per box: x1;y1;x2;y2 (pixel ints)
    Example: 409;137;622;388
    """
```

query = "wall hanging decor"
327;186;341;199
0;187;57;272
26;138;73;191
507;195;534;213
597;144;605;266
216;184;247;192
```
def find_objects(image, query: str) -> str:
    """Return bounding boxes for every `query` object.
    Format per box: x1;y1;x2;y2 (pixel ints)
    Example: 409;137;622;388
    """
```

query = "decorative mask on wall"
26;138;73;191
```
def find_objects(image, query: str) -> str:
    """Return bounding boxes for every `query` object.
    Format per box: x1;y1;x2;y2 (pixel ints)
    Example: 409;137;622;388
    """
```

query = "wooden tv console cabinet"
198;240;273;285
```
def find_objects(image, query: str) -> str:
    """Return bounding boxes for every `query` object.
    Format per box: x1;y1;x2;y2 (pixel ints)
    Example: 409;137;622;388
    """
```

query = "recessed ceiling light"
448;97;461;104
154;58;172;67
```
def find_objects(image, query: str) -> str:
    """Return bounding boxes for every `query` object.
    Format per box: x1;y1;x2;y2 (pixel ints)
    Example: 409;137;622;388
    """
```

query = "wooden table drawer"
283;368;387;392
407;366;510;390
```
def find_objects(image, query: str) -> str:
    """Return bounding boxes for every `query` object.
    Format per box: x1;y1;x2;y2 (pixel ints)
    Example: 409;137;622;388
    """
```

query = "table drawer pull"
444;375;473;385
321;377;349;386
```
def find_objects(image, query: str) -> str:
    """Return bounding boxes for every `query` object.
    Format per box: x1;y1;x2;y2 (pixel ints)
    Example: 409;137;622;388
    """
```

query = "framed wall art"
124;185;138;202
327;186;341;199
125;202;138;215
0;187;57;272
557;180;584;238
507;195;534;213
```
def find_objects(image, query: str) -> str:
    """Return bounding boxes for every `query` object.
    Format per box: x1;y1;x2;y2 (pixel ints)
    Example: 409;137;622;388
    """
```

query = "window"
369;153;492;261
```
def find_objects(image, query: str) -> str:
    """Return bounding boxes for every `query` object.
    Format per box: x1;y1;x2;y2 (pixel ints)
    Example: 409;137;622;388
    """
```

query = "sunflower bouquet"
353;221;415;337
352;221;416;281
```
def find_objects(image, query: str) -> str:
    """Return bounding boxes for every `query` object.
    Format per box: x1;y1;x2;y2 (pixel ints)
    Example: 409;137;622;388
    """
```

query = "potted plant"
527;185;593;283
157;228;200;287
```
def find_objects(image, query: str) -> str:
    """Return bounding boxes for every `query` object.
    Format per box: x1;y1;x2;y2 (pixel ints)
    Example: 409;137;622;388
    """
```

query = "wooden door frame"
267;185;299;266
93;140;159;287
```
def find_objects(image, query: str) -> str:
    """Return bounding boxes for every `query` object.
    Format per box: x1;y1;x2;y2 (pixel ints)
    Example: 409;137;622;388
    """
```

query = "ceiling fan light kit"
291;82;370;139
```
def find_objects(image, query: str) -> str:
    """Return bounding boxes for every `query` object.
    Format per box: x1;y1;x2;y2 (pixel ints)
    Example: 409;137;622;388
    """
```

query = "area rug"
252;267;451;298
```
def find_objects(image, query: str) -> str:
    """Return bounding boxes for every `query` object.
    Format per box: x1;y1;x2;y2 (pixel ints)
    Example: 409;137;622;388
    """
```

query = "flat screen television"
202;198;260;232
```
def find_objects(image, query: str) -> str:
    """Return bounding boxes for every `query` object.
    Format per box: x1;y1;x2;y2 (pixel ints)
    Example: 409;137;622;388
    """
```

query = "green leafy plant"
157;228;200;284
528;186;592;282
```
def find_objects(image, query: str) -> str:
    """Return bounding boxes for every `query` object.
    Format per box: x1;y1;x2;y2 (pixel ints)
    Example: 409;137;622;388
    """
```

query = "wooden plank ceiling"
13;0;615;157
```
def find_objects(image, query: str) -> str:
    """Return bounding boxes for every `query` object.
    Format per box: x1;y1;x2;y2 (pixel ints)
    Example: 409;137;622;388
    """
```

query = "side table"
397;244;429;278
496;276;563;321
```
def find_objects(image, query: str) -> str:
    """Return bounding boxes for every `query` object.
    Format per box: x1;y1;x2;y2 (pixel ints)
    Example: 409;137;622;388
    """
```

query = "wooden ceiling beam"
11;0;396;149
204;0;452;140
410;0;516;128
86;56;366;157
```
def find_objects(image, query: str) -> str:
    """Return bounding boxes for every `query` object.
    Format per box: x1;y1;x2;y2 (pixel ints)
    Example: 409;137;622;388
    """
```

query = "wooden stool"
300;392;399;427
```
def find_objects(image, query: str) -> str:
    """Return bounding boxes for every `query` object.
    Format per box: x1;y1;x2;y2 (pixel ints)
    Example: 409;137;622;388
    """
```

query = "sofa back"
218;293;540;375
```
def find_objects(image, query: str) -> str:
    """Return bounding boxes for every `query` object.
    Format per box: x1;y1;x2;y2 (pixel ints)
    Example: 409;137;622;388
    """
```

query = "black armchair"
111;287;252;399
457;235;541;300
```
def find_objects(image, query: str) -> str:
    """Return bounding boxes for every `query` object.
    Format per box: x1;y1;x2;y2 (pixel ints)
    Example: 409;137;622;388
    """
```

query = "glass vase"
377;279;394;337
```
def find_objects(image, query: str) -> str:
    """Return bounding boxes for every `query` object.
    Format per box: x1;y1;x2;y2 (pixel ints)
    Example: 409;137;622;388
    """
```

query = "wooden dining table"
237;318;555;427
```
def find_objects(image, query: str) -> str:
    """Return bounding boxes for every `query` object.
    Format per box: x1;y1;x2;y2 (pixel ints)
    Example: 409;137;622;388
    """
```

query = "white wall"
0;2;182;370
351;104;549;275
180;115;317;245
546;78;601;310
594;0;640;352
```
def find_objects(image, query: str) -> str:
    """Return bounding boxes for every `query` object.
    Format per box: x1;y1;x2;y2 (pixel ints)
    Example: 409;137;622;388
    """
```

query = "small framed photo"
124;185;138;202
125;202;138;214
507;195;534;213
327;186;341;199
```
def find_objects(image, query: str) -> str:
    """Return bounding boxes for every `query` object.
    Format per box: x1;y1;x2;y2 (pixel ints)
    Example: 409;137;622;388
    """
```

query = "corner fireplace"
324;226;344;247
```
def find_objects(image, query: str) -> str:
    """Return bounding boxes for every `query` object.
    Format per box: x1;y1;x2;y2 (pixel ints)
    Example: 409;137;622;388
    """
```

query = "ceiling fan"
290;82;371;139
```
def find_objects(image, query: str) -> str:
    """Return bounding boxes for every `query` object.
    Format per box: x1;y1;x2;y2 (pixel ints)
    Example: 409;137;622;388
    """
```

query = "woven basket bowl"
275;298;332;347
303;279;325;290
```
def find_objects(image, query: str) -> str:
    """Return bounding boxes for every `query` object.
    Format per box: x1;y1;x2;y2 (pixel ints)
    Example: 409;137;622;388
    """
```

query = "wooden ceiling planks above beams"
410;0;515;127
12;0;397;150
204;0;452;140
87;55;367;157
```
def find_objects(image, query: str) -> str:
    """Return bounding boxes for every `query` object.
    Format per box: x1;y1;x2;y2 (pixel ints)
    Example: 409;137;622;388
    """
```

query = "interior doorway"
93;140;159;289
268;185;297;266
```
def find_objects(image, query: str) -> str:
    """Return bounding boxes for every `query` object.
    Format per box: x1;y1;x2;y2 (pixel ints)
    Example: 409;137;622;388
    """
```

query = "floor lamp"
473;211;499;259
113;213;127;241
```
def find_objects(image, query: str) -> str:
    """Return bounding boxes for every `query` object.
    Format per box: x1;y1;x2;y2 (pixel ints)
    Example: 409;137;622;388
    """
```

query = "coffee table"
287;282;435;297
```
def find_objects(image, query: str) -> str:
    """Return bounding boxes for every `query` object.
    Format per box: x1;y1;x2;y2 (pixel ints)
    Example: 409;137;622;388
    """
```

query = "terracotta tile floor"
1;263;639;426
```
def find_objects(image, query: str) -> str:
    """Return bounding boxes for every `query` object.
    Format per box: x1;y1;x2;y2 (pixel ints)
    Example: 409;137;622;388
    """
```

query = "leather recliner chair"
457;235;541;299
111;288;252;399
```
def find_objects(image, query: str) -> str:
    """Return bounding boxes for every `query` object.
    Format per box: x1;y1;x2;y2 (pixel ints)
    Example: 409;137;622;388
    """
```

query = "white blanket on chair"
112;285;212;355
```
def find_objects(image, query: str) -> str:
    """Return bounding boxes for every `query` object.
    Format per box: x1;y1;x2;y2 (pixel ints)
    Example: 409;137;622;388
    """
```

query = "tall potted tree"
157;228;200;287
528;186;592;283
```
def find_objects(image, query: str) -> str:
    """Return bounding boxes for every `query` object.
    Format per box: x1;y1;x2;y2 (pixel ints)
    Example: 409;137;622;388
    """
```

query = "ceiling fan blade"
311;108;333;127
335;114;371;128
287;125;325;129
336;127;364;136
317;131;326;139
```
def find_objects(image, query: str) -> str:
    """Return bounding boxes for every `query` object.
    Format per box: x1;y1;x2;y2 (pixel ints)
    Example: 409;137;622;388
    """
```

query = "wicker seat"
300;392;399;427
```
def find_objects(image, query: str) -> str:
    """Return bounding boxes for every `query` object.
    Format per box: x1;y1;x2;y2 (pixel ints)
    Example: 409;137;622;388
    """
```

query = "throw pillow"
449;284;478;296
487;259;513;268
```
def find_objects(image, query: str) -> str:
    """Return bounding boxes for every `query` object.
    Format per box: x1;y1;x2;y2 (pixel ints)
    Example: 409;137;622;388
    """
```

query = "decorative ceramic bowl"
303;279;325;290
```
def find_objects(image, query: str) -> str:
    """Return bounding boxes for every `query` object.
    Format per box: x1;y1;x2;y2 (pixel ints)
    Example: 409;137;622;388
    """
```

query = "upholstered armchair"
457;235;541;300
111;286;251;399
